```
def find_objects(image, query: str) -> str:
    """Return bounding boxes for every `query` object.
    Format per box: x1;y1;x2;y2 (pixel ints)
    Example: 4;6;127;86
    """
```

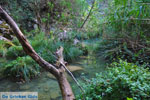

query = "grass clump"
3;56;40;82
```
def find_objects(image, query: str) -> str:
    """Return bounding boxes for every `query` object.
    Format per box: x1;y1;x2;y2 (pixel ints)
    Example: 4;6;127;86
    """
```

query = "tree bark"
0;6;75;100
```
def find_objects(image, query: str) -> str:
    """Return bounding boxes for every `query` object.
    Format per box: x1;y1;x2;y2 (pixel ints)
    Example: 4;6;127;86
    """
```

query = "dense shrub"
78;60;150;100
3;56;40;82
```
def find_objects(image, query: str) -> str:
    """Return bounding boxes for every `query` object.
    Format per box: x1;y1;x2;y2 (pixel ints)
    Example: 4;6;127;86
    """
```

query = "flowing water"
0;40;107;100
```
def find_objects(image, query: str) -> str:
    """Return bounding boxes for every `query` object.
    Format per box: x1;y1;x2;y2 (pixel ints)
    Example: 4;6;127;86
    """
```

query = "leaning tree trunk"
0;6;75;100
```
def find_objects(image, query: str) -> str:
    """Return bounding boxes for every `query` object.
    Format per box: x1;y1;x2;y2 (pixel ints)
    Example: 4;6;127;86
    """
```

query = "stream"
0;40;107;100
0;1;110;99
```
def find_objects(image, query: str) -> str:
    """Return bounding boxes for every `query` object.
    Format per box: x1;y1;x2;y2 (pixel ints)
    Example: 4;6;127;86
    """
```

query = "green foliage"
5;32;83;63
62;43;83;62
78;0;103;39
96;0;150;66
0;40;8;57
78;60;150;100
106;0;150;31
30;33;83;63
2;31;83;81
6;46;25;59
83;0;103;31
3;56;40;82
95;36;150;66
0;0;34;30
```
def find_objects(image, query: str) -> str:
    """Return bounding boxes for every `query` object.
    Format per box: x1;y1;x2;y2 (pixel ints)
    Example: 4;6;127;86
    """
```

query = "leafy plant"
3;56;40;82
78;60;150;100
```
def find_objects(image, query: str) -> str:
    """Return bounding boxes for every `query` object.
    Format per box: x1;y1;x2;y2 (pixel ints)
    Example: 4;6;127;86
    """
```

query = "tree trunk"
57;69;75;100
0;6;75;100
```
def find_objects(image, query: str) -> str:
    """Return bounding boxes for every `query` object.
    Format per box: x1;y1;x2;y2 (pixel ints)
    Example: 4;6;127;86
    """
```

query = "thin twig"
80;0;95;29
60;62;85;93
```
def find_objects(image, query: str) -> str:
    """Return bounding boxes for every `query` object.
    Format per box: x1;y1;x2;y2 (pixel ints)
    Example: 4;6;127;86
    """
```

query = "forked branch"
0;6;75;100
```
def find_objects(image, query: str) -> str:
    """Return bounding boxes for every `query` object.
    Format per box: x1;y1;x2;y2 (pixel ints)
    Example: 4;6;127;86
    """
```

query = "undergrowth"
78;60;150;100
3;56;40;82
1;32;83;82
96;0;150;67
